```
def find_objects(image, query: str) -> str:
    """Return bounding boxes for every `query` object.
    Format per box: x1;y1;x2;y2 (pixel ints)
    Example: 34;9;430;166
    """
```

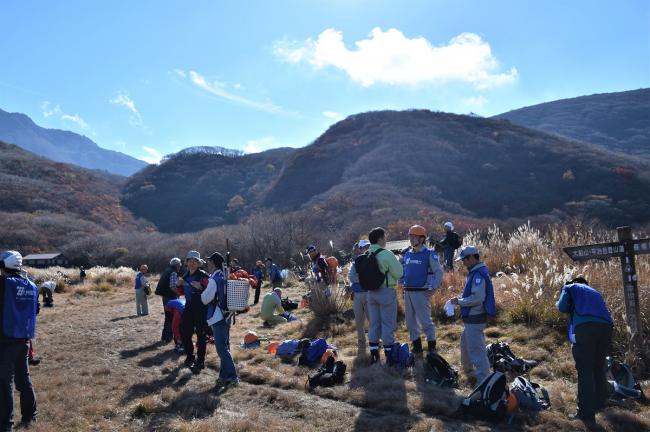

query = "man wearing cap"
556;276;613;424
449;245;496;383
155;257;182;343
251;261;265;305
400;225;443;356
439;222;462;271
0;251;38;430
260;288;287;326
134;264;150;316
201;252;239;390
176;251;210;371
365;227;404;365
348;240;370;353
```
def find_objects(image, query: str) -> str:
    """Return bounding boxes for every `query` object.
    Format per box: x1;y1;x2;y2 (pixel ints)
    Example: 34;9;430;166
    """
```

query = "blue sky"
1;1;648;164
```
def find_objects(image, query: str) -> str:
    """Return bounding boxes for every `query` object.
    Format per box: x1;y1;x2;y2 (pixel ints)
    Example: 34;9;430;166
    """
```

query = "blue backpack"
276;339;300;359
299;338;330;367
388;342;414;369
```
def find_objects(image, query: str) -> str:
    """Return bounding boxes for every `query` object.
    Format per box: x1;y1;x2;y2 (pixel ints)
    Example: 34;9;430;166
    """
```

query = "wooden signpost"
563;226;649;366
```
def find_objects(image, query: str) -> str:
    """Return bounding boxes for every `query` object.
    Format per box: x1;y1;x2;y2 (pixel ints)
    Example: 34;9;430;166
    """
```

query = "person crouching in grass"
201;252;239;391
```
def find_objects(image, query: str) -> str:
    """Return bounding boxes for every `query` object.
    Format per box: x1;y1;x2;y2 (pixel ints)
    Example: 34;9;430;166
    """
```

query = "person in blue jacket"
556;276;613;424
251;261;265;305
0;251;38;430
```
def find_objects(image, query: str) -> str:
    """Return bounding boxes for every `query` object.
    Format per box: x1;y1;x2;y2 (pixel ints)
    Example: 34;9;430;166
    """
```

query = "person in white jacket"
201;252;239;390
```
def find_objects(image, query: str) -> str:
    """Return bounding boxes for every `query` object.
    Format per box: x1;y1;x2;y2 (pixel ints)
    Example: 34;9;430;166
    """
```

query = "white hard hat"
444;222;454;231
0;250;22;270
170;257;181;266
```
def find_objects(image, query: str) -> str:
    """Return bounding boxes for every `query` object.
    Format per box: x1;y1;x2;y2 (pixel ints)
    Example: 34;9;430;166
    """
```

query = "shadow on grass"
123;365;192;402
120;340;167;359
349;356;412;432
138;349;181;367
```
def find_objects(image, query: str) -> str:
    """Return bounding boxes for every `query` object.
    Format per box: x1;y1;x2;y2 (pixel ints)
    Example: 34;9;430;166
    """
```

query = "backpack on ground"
282;298;299;310
510;376;550;411
486;341;538;374
460;371;509;421
424;351;459;388
275;339;301;361
307;356;347;388
298;338;331;367
354;248;388;291
387;342;414;369
607;357;648;402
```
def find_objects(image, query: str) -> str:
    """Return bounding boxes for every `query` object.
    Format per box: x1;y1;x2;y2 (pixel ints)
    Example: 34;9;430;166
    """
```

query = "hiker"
348;240;370;353
439;222;462;271
265;258;282;288
177;251;210;372
400;225;443;355
134;264;150;316
365;227;404;364
556;276;613;424
251;261;265;305
40;281;55;307
0;251;38;430
260;288;287;326
306;245;330;284
449;245;496;383
155;257;182;343
79;266;86;283
201;252;239;390
163;298;186;353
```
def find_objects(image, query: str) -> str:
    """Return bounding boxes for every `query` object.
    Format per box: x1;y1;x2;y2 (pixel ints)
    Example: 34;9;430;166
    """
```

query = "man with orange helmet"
400;225;443;356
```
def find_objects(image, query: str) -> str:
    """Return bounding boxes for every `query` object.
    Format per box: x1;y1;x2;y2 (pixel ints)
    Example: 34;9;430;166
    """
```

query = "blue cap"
357;239;370;248
456;245;479;261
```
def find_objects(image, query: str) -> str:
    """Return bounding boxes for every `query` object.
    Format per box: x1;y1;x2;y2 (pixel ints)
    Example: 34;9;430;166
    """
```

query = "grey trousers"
135;289;149;315
460;322;490;383
404;290;436;341
353;291;369;347
367;287;397;346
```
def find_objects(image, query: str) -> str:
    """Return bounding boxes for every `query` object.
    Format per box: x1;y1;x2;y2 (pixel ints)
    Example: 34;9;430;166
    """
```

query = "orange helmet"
408;225;427;237
506;392;519;414
243;331;259;345
267;341;280;354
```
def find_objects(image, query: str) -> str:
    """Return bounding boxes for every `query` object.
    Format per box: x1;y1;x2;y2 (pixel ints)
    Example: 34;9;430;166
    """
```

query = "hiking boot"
568;411;596;424
184;355;195;367
28;357;41;366
370;349;380;364
427;340;437;354
191;361;205;374
215;378;239;392
411;338;423;354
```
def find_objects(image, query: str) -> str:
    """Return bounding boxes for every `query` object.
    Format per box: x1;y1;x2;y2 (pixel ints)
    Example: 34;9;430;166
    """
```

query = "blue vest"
134;272;143;290
460;264;496;318
402;247;432;289
2;276;38;339
565;283;613;341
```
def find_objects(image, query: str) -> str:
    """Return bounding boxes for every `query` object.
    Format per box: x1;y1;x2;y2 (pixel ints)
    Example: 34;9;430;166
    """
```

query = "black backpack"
486;341;538;374
354;248;388;291
282;298;299;310
424;352;459;388
307;356;347;388
510;376;551;411
460;371;509;421
449;232;463;249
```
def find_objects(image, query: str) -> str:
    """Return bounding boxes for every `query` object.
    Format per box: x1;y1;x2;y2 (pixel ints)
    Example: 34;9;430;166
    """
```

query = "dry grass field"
17;224;650;431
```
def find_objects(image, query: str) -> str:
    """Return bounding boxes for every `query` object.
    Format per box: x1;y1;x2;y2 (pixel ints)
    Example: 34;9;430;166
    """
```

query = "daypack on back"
355;248;388;291
486;341;538;374
607;357;648;401
424;352;459;388
298;338;330;367
510;376;550;411
460;371;509;421
307;356;347;388
449;232;463;249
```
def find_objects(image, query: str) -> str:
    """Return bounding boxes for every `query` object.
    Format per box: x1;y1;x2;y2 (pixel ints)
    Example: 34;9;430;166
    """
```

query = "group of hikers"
0;217;626;429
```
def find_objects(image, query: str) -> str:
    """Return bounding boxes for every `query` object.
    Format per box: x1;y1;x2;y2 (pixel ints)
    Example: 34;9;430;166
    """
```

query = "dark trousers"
254;282;262;304
0;341;37;431
181;304;208;362
572;322;613;419
161;296;174;342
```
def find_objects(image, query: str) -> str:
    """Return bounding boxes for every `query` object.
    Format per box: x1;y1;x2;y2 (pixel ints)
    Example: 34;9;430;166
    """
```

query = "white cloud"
110;92;151;133
244;136;277;154
139;146;162;164
61;113;89;129
323;111;342;120
274;28;518;89
463;95;489;108
40;101;61;118
177;69;290;115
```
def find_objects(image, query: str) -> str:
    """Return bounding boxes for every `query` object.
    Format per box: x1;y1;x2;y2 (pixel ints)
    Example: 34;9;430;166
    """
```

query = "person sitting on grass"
260;288;287;326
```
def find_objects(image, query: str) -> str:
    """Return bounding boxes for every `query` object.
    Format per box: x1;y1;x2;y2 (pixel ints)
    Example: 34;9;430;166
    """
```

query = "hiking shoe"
215;378;239;392
184;355;195;367
411;338;423;354
28;357;41;366
174;343;185;354
191;361;205;374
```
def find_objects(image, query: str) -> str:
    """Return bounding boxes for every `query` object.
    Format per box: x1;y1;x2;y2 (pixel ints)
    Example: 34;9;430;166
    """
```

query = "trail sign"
563;226;649;362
